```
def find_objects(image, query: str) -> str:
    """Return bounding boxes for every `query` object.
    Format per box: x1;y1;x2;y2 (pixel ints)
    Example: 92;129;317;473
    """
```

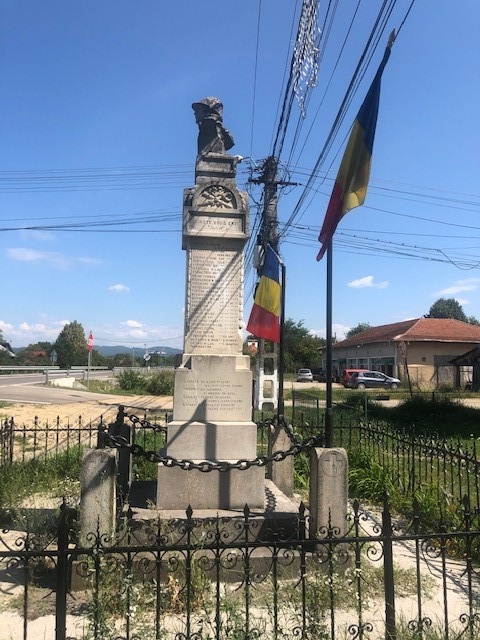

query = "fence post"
108;405;132;500
382;493;396;639
97;419;106;449
55;502;69;640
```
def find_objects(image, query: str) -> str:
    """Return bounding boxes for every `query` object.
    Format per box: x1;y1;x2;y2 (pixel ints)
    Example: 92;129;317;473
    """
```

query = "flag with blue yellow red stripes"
247;245;281;343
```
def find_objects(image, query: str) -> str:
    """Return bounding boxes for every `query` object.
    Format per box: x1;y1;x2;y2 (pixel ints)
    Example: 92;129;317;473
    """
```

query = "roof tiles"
334;318;480;347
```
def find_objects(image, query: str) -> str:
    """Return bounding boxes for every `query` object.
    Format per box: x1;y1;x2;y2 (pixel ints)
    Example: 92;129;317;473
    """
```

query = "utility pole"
249;157;297;415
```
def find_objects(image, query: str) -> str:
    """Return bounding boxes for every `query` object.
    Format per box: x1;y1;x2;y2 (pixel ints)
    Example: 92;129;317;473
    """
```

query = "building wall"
333;342;396;377
333;340;477;389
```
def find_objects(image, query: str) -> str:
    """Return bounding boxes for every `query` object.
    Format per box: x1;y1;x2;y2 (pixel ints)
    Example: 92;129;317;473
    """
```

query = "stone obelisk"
157;97;264;511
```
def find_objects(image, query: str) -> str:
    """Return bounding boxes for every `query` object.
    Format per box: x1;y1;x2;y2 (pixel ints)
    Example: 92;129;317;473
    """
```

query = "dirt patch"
0;395;173;426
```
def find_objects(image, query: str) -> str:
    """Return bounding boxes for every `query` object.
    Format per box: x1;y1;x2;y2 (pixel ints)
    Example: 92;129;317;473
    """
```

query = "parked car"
310;368;327;382
341;369;368;387
296;368;313;382
347;370;401;390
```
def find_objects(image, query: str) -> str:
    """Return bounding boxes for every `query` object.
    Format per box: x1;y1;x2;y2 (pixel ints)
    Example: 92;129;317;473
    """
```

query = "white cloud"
0;317;184;349
311;323;350;341
78;256;103;265
6;247;102;269
124;320;143;328
19;229;56;242
436;278;480;296
6;247;70;268
129;328;149;339
0;320;14;333
4;321;64;344
109;283;130;293
19;322;48;333
347;275;389;289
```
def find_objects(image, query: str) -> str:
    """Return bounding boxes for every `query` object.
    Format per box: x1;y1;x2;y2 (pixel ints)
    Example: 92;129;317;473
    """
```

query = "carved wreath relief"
198;185;236;210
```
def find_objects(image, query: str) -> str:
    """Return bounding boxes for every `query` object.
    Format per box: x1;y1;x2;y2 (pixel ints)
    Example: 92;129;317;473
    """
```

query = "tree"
283;318;325;372
54;321;88;368
16;342;53;366
428;298;467;321
345;322;371;339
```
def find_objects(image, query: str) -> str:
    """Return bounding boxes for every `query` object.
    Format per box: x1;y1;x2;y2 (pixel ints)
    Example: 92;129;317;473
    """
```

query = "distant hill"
95;345;182;357
12;344;182;357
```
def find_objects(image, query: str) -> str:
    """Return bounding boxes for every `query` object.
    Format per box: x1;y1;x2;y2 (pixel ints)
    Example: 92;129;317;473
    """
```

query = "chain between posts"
105;411;324;472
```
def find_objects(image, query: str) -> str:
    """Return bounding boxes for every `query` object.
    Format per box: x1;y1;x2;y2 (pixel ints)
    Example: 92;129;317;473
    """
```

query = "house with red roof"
332;318;480;389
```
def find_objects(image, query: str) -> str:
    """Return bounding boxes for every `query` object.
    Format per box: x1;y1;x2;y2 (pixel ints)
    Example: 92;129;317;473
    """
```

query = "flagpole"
325;242;334;447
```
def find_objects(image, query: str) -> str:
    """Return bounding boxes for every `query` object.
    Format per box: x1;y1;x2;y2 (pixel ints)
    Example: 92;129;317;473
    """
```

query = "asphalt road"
0;371;113;404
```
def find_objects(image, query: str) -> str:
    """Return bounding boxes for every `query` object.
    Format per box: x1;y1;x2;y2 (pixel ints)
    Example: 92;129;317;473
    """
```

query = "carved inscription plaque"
185;244;243;354
187;214;243;235
179;378;246;420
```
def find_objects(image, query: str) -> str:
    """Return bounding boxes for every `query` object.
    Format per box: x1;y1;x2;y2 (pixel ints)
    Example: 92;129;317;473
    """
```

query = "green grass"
0;445;83;515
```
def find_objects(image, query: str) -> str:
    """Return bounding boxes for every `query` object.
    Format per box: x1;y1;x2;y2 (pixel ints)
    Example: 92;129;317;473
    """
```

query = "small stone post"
309;448;348;537
268;423;294;498
79;448;117;546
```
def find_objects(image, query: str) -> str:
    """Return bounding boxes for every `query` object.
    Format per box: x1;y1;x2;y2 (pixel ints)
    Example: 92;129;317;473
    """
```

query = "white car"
297;368;313;382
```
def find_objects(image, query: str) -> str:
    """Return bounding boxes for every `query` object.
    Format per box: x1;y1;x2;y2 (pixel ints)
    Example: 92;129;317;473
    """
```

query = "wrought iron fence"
0;497;479;640
335;422;480;514
0;414;102;465
0;411;169;469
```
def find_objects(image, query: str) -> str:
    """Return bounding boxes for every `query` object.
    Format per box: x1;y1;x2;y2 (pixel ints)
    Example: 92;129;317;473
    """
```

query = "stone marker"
79;448;117;546
157;97;264;511
309;448;348;537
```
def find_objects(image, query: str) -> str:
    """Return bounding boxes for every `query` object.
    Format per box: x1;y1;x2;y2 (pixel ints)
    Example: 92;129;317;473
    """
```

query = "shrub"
348;451;397;503
145;370;174;395
116;369;146;391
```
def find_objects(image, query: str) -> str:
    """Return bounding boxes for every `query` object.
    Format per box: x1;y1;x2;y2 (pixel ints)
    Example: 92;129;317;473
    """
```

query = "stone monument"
157;97;265;511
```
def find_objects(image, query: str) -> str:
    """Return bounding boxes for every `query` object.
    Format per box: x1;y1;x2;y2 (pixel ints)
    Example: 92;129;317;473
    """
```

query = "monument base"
165;420;258;460
157;464;265;510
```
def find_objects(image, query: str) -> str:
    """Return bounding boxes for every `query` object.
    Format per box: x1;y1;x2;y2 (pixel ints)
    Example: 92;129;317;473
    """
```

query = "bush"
145;371;174;395
116;369;146;391
348;451;397;503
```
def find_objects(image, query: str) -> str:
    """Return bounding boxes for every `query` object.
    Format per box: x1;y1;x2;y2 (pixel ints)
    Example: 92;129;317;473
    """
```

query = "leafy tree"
427;298;480;325
283;318;325;372
16;342;53;366
345;322;371;339
428;298;468;321
54;321;88;368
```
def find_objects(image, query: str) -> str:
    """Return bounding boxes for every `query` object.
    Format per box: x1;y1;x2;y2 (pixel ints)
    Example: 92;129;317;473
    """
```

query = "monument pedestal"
157;353;265;510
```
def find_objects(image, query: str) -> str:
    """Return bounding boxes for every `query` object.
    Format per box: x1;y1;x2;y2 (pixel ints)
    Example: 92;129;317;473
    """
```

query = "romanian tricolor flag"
247;245;281;343
317;35;394;261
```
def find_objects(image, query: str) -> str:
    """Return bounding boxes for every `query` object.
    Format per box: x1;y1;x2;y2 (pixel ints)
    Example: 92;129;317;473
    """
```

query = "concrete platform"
126;479;307;544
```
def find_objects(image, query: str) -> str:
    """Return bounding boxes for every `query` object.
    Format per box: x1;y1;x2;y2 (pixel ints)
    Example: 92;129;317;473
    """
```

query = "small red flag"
87;332;94;352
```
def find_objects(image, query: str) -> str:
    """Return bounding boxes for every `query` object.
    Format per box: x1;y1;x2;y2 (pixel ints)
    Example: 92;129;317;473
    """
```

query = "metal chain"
107;413;324;473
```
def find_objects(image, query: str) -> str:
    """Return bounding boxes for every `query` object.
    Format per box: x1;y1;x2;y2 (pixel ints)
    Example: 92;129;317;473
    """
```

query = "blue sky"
1;1;479;350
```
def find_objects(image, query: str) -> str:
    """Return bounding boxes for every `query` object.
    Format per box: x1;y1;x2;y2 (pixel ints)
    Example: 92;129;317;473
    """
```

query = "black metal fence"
0;414;102;465
335;422;480;515
1;497;479;640
0;411;169;468
2;404;480;639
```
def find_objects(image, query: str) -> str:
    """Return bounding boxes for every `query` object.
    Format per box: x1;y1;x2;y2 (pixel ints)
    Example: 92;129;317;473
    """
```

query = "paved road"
0;371;113;404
